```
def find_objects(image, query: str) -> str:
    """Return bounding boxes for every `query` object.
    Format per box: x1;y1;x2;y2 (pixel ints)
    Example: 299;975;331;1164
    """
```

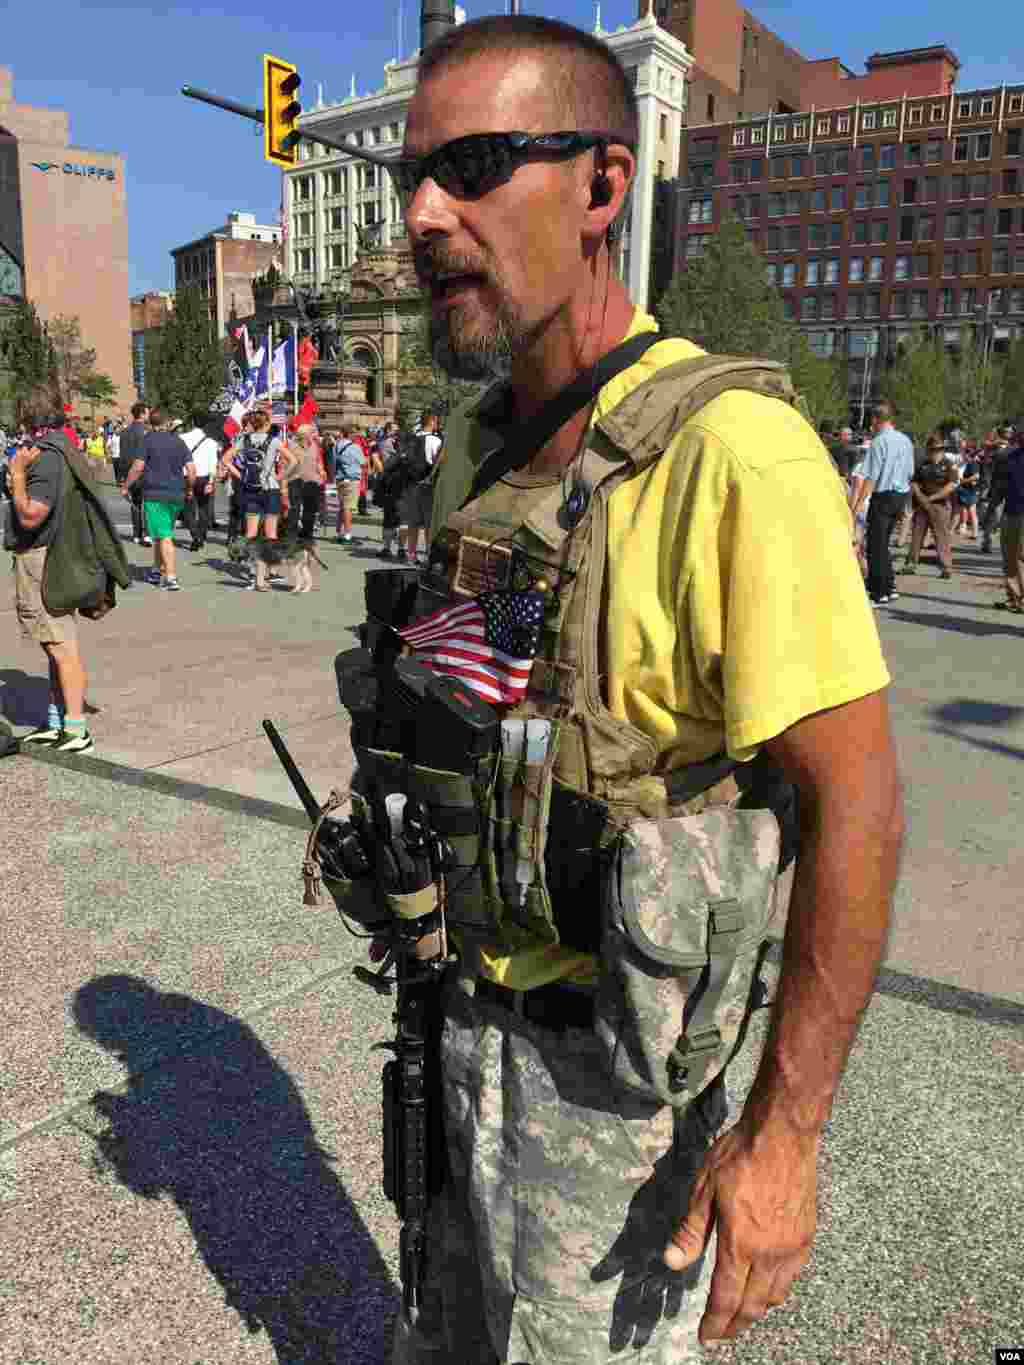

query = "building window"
837;114;851;133
786;190;803;214
925;140;943;164
782;296;796;321
865;291;881;319
951;173;967;199
326;170;343;196
657;159;666;179
943;251;958;276
861;111;877;131
963;249;981;276
706;94;716;121
880;144;897;169
329;243;346;269
689;195;713;224
769;155;787;180
913;254;930;277
917;215;935;241
814;150;830;176
908;108;924;127
765;262;779;286
791;154;805;177
894;255;910;280
660;113;668;141
782;262;797;286
816;118;830;137
824;258;840;284
868;256;884;282
853;220;868;245
897;214;914;242
811;188;827;212
1008;128;1023;157
764;227;781;252
980;97;996;116
967;208;985;237
891;290;908;317
801;294;818;321
849;257;864;282
997;207;1014;235
906;142;922;166
805;260;820;286
808;224;826;248
1008;95;1024;114
931;104;946;123
391;122;401;140
846;293;862;320
923;176;939;202
1004;169;1020;195
970;172;989;198
685;235;708;259
910;290;929;317
767;192;784;217
871;219;889;244
945;211;963;239
958;100;973;119
903;178;918;204
792;121;807;139
295;175;313;201
940;287;955;314
730;160;748;184
298;211;313;236
877;179;890;207
882;109;898;129
784;225;801;250
992;246;1010;275
751;126;765;144
328;206;343;231
830;185;845;211
298;247;313;273
960;287;977;315
855;183;869;210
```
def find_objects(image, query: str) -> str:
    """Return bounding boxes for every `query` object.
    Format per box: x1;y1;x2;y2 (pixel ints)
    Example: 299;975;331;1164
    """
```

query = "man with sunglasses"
370;16;902;1365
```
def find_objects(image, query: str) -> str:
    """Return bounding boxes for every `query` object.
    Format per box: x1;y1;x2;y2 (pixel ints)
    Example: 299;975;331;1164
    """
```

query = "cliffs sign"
31;161;116;182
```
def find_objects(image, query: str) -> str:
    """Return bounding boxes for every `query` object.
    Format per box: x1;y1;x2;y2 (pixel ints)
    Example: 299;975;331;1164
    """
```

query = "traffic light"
264;54;302;167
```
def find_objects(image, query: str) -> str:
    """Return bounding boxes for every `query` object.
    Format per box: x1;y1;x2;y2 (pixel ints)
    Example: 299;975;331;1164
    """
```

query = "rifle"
263;695;493;1325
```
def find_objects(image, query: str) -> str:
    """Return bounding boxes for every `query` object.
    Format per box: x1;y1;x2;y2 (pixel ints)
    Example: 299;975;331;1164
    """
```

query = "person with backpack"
398;411;442;563
376;17;902;1365
221;410;296;590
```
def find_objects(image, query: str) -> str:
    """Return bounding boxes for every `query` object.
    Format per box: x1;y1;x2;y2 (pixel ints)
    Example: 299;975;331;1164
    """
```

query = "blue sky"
3;0;1020;297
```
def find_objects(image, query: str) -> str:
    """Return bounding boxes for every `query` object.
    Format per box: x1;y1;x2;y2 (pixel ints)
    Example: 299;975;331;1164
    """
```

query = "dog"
274;536;329;594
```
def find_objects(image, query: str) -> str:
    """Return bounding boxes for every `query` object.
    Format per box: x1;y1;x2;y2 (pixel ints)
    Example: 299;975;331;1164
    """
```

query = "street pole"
421;0;456;54
292;320;299;416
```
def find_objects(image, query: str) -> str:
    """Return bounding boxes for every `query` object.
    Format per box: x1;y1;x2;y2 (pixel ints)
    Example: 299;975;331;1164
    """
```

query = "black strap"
462;330;665;507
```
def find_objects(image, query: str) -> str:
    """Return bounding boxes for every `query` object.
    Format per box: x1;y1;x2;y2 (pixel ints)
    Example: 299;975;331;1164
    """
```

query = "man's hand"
664;1119;817;1342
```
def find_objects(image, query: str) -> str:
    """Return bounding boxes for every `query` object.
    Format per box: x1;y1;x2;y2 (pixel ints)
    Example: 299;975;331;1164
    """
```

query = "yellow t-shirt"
432;308;891;988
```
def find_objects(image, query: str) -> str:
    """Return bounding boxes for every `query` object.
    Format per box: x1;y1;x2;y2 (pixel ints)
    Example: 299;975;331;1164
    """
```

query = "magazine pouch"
595;805;780;1107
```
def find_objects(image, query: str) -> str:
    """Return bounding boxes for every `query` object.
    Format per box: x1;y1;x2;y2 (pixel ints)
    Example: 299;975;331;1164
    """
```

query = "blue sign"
31;161;116;182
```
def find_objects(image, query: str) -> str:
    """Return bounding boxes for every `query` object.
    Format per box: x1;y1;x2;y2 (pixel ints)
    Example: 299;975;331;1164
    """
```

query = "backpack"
401;432;432;484
238;434;264;493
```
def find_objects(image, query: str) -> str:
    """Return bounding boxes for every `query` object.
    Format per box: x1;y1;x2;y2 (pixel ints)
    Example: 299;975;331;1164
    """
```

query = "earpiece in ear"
590;174;613;208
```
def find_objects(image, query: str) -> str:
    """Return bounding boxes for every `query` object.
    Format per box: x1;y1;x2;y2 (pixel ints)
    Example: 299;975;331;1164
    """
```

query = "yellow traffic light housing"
264;54;302;167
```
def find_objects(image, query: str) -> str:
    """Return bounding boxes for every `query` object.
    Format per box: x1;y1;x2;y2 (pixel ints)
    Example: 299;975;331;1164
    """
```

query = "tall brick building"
170;211;282;337
129;290;174;398
670;67;1024;418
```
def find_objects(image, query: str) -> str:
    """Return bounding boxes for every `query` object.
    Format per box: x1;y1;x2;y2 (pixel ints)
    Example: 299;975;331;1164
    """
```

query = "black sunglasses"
387;130;632;206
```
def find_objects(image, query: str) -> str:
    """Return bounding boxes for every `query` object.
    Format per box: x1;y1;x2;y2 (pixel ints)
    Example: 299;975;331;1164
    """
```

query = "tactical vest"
347;355;801;1103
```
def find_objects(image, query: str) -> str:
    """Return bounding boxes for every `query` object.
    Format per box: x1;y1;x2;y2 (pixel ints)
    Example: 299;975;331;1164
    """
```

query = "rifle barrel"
262;718;321;824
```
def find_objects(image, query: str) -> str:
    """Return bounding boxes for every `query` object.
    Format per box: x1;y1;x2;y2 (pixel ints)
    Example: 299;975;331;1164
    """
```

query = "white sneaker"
52;729;95;754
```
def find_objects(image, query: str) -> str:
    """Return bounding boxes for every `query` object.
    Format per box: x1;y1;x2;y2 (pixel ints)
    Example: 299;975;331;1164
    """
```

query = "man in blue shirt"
997;435;1024;612
850;401;916;605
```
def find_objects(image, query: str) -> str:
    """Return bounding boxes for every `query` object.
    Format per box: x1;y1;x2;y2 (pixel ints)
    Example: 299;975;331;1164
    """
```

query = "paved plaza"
1;511;1022;1364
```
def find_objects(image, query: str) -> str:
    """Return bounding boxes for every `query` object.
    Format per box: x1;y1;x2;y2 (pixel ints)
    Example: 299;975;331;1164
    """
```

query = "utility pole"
421;0;457;53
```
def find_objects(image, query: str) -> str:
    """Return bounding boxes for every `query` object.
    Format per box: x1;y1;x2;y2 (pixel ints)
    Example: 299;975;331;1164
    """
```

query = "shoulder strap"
463;330;664;507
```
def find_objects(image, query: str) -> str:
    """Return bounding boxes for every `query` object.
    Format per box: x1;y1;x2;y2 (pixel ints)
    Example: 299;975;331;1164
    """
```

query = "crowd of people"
824;411;1024;611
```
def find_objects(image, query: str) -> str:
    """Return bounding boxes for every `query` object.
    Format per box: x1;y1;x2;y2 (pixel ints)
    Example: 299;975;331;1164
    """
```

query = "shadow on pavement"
931;699;1024;729
884;608;1023;638
0;668;50;724
72;974;397;1363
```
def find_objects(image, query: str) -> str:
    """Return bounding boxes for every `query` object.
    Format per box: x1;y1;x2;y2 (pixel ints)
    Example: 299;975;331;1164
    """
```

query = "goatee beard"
429;303;521;384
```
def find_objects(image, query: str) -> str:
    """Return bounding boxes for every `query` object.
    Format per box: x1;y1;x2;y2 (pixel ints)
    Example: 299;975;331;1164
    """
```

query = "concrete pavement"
0;521;1021;1363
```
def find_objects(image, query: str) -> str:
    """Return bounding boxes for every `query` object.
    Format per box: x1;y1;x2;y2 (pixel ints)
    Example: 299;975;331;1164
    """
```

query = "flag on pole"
396;591;545;706
271;335;296;397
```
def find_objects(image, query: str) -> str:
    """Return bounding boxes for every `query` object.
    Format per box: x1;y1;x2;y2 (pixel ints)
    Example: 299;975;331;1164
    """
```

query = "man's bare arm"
665;688;904;1341
849;476;876;518
8;451;50;529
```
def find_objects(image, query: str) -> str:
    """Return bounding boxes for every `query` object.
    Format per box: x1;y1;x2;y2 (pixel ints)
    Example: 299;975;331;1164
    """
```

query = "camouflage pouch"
594;806;781;1108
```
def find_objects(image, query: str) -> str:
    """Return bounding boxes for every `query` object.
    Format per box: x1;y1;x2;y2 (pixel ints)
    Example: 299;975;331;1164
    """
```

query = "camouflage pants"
390;974;755;1365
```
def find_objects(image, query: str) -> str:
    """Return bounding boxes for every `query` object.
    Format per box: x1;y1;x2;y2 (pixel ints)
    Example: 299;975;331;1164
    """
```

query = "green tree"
786;332;847;431
145;285;225;416
951;330;1003;440
2;298;56;417
1001;339;1024;428
654;212;791;359
47;314;96;408
77;371;118;421
881;329;951;443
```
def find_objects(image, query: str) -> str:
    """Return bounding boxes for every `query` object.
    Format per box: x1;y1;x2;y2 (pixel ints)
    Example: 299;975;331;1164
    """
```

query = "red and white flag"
397;591;545;706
